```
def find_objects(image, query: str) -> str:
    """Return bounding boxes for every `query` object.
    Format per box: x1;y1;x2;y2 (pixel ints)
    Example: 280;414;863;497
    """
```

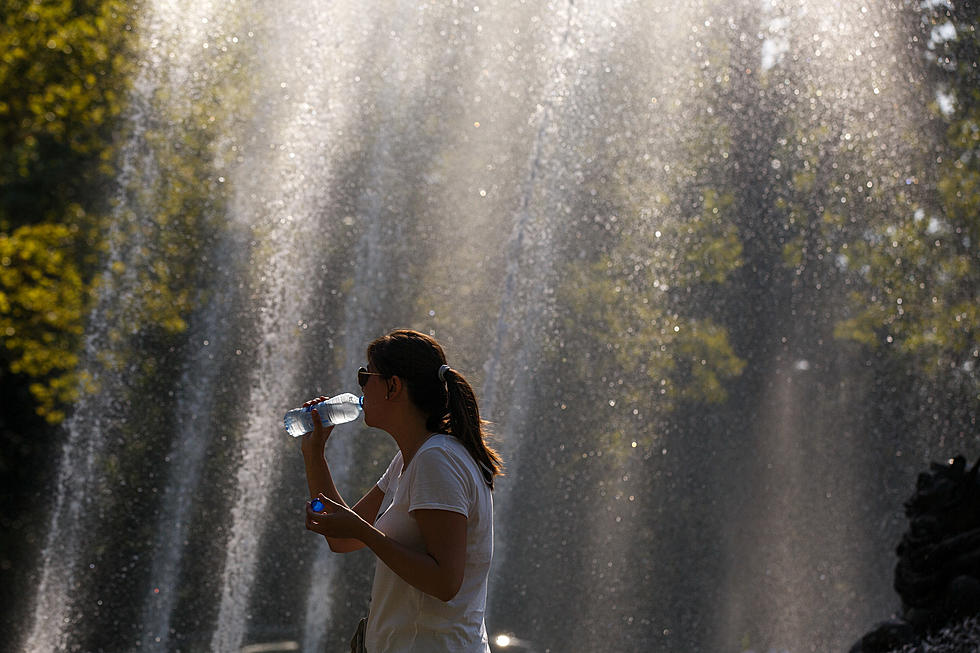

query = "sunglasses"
357;367;385;388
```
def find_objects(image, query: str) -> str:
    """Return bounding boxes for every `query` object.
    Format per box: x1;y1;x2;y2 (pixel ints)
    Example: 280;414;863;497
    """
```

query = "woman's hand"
300;397;334;457
306;494;368;540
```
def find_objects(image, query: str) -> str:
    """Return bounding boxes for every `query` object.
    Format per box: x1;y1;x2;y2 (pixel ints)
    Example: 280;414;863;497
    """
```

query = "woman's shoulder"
419;433;466;457
387;448;404;469
416;434;478;474
410;435;488;507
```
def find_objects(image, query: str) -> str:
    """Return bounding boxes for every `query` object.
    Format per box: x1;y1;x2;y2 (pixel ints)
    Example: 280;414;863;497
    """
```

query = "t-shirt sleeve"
376;451;402;494
408;446;472;517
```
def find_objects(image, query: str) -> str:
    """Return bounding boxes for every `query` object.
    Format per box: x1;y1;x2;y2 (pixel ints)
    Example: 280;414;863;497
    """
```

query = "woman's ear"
386;375;402;400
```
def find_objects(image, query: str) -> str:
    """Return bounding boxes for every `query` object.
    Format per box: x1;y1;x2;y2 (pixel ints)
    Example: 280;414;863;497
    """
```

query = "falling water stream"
15;0;977;652
21;1;207;648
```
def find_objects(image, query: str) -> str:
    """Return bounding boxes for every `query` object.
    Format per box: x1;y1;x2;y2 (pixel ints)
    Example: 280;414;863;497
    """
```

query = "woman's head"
367;330;450;430
367;329;503;487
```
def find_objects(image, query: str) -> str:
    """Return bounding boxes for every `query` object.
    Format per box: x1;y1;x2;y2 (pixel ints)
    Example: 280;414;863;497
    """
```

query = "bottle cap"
311;498;325;512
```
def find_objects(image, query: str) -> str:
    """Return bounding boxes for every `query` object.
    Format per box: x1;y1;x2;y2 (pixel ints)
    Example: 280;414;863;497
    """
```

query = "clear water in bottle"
284;393;363;437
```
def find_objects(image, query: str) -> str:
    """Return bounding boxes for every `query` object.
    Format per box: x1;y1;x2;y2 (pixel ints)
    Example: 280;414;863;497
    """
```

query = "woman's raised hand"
300;396;334;455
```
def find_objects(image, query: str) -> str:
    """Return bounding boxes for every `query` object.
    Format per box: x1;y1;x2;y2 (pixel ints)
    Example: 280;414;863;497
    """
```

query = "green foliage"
546;17;753;457
0;0;131;423
678;189;743;284
0;0;254;422
558;198;745;411
0;0;136;421
782;1;980;390
0;0;134;225
0;224;88;421
553;186;746;465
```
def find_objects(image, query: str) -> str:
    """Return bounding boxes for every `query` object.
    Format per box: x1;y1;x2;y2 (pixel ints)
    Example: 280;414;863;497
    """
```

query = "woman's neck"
391;418;434;469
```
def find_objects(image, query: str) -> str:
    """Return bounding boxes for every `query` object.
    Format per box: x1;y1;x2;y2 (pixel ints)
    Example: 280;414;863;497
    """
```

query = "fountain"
8;0;978;651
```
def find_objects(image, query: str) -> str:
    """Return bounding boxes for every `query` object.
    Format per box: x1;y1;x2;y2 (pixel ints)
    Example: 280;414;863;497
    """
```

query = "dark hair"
367;329;503;488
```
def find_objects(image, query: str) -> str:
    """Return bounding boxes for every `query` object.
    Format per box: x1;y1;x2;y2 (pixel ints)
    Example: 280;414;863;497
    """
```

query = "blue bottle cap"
311;498;325;512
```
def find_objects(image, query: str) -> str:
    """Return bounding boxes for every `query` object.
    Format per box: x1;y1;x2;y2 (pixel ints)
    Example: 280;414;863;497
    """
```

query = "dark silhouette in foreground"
851;455;980;652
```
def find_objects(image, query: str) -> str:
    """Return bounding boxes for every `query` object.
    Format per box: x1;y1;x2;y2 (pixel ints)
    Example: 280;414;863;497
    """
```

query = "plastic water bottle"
284;393;363;437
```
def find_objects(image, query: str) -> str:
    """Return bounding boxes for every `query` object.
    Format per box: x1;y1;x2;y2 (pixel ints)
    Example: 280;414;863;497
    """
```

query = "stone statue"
850;455;980;652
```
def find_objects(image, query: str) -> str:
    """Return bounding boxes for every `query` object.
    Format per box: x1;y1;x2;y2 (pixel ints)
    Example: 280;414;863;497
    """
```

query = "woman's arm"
306;498;467;601
369;508;467;601
301;403;383;552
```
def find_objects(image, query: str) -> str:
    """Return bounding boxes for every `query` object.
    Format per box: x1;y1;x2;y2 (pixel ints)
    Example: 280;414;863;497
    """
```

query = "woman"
301;329;503;652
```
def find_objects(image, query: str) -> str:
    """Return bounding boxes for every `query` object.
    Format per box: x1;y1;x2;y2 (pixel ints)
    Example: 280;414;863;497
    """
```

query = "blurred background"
1;0;977;651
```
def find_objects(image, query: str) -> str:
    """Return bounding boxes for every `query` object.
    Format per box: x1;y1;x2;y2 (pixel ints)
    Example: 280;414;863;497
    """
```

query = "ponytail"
442;367;503;489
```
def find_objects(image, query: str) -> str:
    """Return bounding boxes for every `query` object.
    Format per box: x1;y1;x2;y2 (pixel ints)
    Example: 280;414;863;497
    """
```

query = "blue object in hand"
311;498;325;513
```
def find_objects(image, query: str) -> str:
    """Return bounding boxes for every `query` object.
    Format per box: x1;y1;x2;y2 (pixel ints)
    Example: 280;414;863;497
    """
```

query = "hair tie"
438;364;451;382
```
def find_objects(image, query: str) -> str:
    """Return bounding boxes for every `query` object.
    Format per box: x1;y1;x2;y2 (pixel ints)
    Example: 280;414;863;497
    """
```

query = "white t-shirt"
365;434;493;653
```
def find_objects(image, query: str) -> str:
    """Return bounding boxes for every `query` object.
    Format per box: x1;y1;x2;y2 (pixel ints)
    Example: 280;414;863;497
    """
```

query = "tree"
0;0;135;420
0;224;88;422
785;0;980;402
